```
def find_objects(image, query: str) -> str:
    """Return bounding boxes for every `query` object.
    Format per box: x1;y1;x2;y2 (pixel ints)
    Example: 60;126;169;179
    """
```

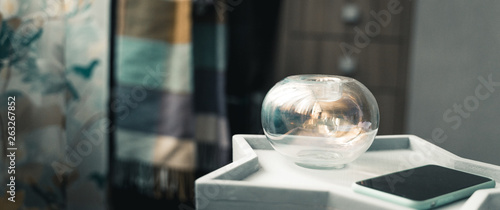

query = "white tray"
195;135;500;210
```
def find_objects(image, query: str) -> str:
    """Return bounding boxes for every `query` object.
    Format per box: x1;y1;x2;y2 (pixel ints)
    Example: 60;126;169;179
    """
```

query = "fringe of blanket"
112;160;195;203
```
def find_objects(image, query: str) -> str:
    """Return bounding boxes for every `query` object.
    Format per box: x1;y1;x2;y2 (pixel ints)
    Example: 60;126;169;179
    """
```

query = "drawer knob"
342;3;361;24
339;56;357;75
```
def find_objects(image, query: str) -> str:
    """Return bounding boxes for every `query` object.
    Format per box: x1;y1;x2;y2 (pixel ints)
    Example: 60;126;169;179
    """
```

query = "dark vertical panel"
226;0;282;136
108;0;117;207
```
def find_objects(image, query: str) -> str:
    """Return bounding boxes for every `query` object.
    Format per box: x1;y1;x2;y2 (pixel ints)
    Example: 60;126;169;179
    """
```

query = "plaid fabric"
113;0;229;203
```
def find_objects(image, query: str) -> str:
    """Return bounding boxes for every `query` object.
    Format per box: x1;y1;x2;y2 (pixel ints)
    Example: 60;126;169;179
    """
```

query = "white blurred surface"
407;0;500;166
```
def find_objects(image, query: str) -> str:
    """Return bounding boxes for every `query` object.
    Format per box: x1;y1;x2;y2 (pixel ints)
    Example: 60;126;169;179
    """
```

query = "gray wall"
406;0;500;165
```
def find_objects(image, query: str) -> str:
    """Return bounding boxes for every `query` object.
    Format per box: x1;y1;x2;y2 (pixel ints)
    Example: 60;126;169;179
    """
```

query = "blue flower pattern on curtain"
0;0;109;209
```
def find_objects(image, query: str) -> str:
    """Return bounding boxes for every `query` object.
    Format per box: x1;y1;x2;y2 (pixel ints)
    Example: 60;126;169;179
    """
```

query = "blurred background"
1;0;499;209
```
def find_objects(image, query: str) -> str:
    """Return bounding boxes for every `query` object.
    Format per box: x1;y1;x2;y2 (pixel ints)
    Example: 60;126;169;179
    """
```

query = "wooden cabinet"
275;0;413;134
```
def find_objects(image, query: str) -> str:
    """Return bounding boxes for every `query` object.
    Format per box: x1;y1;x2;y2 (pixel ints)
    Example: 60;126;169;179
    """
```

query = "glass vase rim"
284;74;356;84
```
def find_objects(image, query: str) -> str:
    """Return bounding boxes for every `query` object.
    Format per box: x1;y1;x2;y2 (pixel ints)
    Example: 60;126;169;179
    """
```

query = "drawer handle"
341;3;361;24
338;56;357;75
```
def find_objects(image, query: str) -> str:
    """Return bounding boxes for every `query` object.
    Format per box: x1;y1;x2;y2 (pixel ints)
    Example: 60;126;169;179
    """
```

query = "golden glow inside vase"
261;75;379;169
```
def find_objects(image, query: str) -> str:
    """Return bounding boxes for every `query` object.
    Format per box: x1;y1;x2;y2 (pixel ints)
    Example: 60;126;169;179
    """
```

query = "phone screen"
355;165;493;201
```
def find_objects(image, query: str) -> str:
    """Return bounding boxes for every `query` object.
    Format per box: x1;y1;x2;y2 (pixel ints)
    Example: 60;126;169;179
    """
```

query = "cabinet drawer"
358;43;400;88
373;92;396;134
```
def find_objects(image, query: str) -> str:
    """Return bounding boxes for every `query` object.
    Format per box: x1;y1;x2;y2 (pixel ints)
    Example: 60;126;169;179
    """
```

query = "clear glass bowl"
261;75;379;169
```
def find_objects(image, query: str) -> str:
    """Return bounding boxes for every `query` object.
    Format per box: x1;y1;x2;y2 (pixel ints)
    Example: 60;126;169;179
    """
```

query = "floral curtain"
0;0;109;209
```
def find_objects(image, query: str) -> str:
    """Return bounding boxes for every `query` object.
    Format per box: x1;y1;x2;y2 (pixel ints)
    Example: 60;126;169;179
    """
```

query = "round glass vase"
261;75;379;169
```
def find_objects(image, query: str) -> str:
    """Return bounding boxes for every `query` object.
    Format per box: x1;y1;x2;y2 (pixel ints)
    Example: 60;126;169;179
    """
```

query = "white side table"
196;135;500;210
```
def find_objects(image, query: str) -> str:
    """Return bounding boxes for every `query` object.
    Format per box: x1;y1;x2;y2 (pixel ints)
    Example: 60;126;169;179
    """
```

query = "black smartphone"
352;165;496;209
